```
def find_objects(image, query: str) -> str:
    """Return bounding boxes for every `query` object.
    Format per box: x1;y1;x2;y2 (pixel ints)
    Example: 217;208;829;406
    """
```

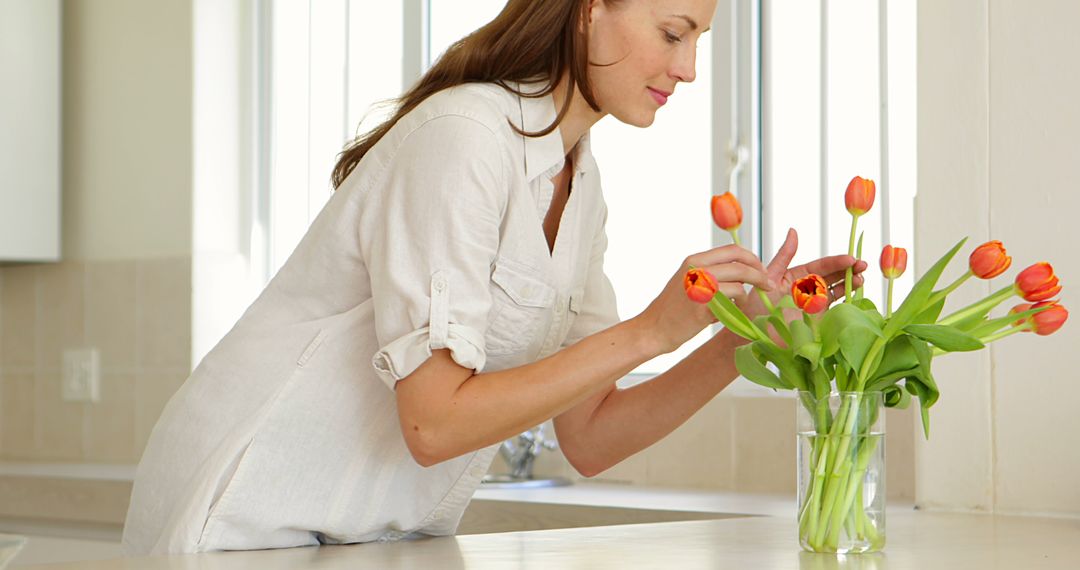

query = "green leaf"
706;296;757;340
789;319;815;351
862;307;886;329
797;342;823;369
713;291;758;336
912;297;947;325
854;298;881;315
768;314;793;346
789;319;822;370
884;238;968;339
753;341;810;392
811;362;832;395
835;361;851;393
820;303;884;358
776;295;797;310
967;304;1055;339
735;345;788;390
866;366;921;393
753;315;770;336
907;380;934;439
883;384;912;409
951;306;998;332
838;325;879;374
870;336;919;381
908;338;941;408
904;324;985;352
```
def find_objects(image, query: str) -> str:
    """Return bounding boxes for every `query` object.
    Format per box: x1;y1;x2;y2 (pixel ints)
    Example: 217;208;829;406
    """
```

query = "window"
254;0;915;390
763;0;916;309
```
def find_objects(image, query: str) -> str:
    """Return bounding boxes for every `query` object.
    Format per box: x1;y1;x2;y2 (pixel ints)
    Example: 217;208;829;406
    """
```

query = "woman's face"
587;0;716;127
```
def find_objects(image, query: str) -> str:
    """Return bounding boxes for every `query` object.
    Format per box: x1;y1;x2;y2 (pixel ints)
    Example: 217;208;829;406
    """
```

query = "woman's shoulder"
407;82;520;135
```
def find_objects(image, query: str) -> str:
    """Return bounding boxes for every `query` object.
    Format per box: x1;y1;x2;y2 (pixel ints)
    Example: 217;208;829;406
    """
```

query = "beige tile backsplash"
0;257;191;464
0;256;914;500
84;372;137;463
1;265;37;368
0;371;36;457
85;261;137;371
135;258;191;370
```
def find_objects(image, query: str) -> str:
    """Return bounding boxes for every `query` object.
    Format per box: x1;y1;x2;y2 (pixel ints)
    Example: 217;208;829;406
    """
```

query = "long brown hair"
331;0;609;189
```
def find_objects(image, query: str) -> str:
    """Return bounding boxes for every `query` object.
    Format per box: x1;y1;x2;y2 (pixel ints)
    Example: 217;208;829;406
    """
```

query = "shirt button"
433;280;446;292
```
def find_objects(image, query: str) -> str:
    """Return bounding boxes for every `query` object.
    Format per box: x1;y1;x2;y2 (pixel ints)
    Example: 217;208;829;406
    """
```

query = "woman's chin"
612;109;657;129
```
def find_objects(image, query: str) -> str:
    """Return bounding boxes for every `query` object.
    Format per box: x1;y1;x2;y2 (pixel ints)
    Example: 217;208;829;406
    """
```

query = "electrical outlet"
62;348;101;402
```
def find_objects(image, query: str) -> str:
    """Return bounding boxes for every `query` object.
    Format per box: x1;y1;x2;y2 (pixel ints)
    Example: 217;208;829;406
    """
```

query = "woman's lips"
648;87;670;106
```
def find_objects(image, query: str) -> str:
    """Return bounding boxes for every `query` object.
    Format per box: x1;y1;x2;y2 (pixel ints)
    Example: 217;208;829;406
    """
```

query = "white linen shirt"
122;81;620;554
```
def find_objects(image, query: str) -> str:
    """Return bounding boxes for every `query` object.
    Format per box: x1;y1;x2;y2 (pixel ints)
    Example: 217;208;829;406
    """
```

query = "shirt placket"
536;169;585;358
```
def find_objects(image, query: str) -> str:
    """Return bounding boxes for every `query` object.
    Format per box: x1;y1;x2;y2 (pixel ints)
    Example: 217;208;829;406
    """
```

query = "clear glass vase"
797;391;886;553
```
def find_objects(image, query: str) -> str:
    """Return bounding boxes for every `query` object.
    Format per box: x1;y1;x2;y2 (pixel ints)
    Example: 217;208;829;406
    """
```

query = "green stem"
706;297;759;341
981;325;1026;344
810;341;884;549
826;435;880;550
844;214;860;303
729;229;780;318
886;277;895;318
927;270;973;308
938;284;1016;326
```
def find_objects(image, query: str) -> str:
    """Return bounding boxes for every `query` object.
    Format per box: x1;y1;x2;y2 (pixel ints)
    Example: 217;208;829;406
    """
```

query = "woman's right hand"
636;245;775;355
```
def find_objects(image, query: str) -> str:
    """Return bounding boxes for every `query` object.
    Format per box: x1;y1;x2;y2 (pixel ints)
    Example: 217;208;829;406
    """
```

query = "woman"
123;0;865;554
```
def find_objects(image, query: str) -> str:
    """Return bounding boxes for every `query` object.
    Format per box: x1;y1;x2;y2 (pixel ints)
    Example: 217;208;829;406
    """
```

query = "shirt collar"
511;81;591;182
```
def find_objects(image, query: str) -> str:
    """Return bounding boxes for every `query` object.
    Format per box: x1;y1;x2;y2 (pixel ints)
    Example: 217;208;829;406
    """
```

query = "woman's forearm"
554;328;747;476
399;315;663;466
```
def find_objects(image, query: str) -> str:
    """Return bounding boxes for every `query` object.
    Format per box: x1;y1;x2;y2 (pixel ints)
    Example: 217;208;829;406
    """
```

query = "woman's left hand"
736;228;868;321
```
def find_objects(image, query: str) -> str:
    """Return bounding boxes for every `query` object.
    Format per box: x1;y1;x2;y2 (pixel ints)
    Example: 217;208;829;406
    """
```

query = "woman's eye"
663;30;682;44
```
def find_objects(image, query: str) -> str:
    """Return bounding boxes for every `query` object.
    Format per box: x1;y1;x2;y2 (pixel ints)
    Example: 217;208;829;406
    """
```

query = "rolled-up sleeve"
562;201;620;348
360;115;509;390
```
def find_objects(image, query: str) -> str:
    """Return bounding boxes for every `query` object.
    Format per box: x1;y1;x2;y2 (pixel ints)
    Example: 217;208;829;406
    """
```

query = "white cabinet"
0;0;61;261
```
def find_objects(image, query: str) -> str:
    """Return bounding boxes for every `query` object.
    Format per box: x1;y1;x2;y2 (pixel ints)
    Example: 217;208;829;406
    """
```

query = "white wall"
916;0;1080;516
0;0;61;262
62;0;192;261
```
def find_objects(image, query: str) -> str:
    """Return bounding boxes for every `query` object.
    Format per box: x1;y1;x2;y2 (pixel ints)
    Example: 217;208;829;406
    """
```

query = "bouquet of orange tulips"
684;176;1067;553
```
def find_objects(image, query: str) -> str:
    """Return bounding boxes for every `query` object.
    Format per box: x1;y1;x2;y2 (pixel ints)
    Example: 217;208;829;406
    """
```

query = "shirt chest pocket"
485;261;556;356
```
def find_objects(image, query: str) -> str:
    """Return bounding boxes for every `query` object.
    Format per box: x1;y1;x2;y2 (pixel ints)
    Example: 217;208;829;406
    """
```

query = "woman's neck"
551;73;605;156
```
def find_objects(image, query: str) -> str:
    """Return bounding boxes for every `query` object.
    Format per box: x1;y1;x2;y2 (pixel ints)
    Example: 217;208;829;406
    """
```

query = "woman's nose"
670;47;697;84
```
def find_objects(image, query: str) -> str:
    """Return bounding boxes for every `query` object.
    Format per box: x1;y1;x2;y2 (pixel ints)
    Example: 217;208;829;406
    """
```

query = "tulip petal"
845;176;876;216
711;192;743;232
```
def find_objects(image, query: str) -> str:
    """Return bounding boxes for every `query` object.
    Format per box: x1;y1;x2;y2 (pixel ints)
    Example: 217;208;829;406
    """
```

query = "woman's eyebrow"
670;14;711;34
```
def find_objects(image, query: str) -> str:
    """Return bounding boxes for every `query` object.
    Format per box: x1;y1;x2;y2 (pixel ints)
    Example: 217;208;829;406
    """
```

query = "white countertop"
18;507;1080;569
472;482;797;517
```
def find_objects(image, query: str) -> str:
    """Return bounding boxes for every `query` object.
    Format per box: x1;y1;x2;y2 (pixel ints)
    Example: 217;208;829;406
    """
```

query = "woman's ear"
586;0;604;26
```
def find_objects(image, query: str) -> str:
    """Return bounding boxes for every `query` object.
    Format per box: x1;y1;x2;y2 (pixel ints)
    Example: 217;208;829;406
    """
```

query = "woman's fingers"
699;260;775;293
688;244;768;275
819;259;868;286
795;255;864;281
767;228;799;279
826;275;865;303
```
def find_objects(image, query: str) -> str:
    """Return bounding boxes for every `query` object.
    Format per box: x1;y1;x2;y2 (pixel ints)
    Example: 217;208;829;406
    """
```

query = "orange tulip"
1009;303;1034;327
1014;262;1061;302
879;245;908;279
845;176;876;216
969;241;1012;279
1010;301;1068;336
792;274;830;314
711;192;743;232
684;268;719;304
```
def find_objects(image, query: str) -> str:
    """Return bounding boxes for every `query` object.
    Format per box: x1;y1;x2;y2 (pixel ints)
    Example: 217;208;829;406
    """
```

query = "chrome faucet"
499;424;558;479
482;423;570;487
